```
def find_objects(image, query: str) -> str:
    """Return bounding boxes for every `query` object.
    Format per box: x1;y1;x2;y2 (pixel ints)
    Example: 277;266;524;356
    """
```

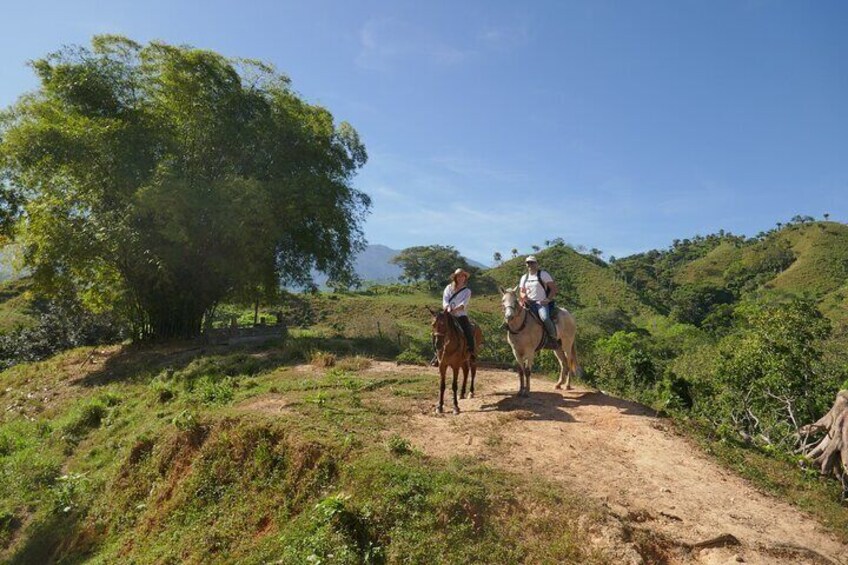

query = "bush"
589;331;657;403
60;400;109;445
706;298;839;448
386;435;412;455
395;348;427;366
196;376;235;405
0;298;124;369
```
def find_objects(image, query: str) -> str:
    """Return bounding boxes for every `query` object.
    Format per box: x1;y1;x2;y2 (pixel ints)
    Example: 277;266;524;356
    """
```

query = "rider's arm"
442;285;451;310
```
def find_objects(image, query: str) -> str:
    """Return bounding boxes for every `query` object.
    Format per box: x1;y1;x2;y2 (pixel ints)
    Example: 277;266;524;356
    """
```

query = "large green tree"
390;245;472;290
0;36;370;339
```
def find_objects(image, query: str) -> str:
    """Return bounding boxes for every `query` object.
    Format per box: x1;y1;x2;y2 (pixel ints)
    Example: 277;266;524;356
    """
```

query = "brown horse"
428;308;484;414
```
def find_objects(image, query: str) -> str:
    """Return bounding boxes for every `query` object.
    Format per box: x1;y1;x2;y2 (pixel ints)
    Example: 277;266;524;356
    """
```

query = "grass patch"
336;355;372;372
0;343;611;563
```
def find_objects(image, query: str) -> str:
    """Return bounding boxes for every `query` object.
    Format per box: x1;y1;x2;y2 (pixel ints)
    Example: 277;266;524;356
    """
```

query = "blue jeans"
529;301;557;338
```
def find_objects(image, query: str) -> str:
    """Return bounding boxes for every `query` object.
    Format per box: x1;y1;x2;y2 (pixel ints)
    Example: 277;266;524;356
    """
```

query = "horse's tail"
569;340;580;376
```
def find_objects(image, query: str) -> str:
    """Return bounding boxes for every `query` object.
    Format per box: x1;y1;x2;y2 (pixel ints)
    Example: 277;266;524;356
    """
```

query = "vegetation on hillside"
0;342;606;563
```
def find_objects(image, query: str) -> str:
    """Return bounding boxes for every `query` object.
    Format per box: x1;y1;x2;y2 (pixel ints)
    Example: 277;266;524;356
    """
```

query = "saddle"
448;315;478;338
526;306;562;352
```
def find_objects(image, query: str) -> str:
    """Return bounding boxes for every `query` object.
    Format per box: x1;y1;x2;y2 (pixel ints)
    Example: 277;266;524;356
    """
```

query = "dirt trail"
375;362;847;565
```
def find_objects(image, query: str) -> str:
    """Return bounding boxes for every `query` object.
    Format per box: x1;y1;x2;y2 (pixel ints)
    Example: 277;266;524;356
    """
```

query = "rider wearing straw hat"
443;268;476;358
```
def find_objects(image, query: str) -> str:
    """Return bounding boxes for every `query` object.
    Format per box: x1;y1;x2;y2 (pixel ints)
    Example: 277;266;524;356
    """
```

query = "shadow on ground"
481;392;577;423
479;388;656;423
561;390;656;417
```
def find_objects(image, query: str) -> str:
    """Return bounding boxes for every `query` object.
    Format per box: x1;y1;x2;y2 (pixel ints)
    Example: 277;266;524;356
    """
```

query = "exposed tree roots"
800;390;848;499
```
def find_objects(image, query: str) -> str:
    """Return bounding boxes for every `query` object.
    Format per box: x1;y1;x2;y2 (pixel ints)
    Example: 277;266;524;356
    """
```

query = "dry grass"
336;355;372;372
309;350;337;369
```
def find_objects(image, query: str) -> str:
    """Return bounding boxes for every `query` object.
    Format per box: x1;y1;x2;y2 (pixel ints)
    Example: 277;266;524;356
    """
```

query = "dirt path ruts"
381;362;847;565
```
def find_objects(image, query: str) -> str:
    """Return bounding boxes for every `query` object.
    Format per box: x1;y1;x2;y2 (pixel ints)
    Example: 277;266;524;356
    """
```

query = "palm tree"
511;248;519;259
493;251;502;265
824;213;830;221
532;245;540;252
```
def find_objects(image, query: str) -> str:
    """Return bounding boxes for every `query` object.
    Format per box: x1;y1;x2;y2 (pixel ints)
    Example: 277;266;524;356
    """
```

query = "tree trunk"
800;390;848;499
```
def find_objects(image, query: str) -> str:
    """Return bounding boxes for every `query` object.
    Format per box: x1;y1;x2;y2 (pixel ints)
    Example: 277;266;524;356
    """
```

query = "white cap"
525;255;538;263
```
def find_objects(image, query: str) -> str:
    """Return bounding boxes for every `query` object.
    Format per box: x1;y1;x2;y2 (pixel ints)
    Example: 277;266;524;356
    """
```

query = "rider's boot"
458;316;477;361
544;318;559;346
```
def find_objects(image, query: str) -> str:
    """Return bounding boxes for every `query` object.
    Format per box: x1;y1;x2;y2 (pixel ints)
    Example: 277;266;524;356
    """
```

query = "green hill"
486;246;657;318
676;222;848;298
613;222;848;327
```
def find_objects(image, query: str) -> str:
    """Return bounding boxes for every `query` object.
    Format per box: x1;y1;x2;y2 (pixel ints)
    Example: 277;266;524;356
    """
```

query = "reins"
505;306;529;334
433;311;465;359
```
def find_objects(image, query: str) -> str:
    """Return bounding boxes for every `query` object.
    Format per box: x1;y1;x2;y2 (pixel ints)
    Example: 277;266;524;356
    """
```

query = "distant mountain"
352;244;405;282
311;244;488;287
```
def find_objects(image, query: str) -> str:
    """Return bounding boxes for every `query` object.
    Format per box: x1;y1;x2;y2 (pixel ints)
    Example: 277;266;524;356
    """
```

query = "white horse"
499;287;579;396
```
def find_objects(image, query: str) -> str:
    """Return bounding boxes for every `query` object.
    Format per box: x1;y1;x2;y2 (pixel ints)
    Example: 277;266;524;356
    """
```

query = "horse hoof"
436;405;444;414
566;385;573;391
461;393;467;399
554;384;562;390
453;406;460;415
468;392;474;399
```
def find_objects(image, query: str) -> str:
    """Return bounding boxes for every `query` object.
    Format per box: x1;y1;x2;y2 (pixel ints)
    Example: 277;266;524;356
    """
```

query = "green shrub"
395;348;427;366
706;298;838;448
386;435;412;455
589;331;657;403
172;410;200;433
60;400;108;444
197;376;235;405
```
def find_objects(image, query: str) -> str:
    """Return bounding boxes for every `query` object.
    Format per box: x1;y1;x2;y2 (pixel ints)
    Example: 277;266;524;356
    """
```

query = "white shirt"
442;284;471;317
520;270;554;302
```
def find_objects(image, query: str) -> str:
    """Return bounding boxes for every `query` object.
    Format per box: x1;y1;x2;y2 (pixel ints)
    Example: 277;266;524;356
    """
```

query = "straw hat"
450;268;470;283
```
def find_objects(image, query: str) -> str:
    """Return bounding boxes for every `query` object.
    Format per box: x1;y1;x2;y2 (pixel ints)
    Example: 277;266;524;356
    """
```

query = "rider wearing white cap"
518;256;559;342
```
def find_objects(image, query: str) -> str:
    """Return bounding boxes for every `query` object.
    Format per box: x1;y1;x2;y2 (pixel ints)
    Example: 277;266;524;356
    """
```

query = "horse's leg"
553;346;568;390
451;365;460;414
437;365;446;413
469;360;476;398
515;360;525;396
523;358;533;397
461;361;469;399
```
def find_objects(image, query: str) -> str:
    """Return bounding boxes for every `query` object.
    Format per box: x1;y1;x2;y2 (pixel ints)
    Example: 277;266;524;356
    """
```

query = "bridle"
432;310;461;355
502;292;529;335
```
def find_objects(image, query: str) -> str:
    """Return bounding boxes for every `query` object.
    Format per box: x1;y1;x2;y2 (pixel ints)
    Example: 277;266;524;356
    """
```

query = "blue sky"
2;1;846;264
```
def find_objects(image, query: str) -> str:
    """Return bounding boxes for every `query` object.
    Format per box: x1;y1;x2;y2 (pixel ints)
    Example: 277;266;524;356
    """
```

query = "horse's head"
427;306;450;350
499;286;521;323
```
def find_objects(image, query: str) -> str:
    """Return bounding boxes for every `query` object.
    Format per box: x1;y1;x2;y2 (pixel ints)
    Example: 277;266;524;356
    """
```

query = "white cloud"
355;17;530;72
355;18;474;71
